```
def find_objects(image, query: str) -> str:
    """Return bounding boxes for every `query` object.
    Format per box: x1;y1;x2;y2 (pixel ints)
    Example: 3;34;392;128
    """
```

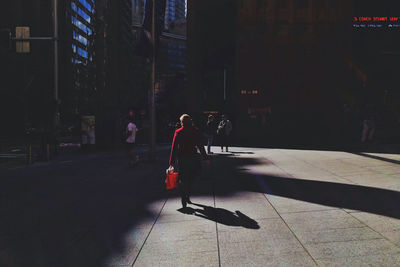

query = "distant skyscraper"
66;0;97;117
165;0;186;31
132;0;145;25
70;0;95;66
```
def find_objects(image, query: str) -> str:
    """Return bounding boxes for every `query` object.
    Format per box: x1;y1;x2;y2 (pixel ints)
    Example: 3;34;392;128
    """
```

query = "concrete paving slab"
219;239;308;263
305;238;400;260
339;172;390;184
217;218;295;243
351;212;400;246
134;251;218;267
281;210;364;232
215;192;279;220
144;220;216;244
293;226;382;244
342;157;388;168
134;220;218;266
265;194;338;213
220;251;316;267
365;165;400;175
316;252;400;266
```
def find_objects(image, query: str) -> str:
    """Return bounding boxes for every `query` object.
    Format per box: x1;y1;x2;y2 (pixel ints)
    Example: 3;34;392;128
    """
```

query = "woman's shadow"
178;203;260;229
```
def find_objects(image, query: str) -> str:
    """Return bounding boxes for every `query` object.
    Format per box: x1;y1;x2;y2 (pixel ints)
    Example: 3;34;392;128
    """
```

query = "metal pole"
54;0;59;127
53;0;59;157
223;68;226;101
149;0;156;161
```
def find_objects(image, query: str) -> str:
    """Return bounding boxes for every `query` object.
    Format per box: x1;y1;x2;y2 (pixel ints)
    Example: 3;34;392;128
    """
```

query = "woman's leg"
178;158;192;207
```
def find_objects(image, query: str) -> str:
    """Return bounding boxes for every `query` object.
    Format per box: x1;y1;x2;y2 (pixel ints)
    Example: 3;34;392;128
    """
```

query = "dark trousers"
177;155;200;199
220;134;229;149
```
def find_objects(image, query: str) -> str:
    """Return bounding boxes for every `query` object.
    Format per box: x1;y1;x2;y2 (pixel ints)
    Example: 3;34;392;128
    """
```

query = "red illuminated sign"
353;16;400;22
352;16;400;29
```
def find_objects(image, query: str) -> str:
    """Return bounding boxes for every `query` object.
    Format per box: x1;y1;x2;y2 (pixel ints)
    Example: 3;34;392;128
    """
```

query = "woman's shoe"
186;196;192;204
181;197;187;208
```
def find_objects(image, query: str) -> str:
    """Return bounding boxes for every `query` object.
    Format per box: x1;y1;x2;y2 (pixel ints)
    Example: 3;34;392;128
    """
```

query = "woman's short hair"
180;114;193;127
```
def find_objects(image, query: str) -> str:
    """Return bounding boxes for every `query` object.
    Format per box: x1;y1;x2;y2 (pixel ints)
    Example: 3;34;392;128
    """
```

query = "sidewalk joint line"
344;209;400;249
131;196;169;267
213;174;222;267
278;208;340;214
261;192;320;266
264;155;321;266
305;237;385;245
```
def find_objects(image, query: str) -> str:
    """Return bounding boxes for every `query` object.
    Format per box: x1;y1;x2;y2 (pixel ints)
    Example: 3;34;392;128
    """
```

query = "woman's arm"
169;130;179;166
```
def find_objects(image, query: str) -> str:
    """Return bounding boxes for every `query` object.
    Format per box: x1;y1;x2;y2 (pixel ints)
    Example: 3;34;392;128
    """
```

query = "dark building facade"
93;0;147;147
1;0;146;147
0;1;54;137
134;0;188;140
187;0;236;122
0;0;97;138
187;0;373;146
233;0;353;146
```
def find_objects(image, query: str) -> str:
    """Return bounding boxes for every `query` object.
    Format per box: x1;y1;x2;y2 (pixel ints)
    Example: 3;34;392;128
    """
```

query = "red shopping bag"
165;171;179;190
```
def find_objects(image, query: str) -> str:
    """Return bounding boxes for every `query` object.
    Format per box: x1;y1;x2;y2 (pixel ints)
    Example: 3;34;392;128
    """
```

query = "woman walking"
169;114;210;208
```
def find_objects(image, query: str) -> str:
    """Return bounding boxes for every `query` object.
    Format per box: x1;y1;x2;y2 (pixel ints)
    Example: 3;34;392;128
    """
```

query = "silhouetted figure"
217;114;232;152
361;105;376;144
169;114;210;208
204;115;217;154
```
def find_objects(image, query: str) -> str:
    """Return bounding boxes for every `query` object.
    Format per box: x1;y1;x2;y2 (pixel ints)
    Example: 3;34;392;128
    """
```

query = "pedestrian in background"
361;104;376;144
169;114;210;208
217;114;232;152
126;117;138;166
204;115;217;154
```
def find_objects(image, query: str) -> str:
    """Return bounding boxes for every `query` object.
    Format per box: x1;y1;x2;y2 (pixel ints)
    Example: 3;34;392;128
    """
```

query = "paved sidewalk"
1;146;400;266
130;147;400;267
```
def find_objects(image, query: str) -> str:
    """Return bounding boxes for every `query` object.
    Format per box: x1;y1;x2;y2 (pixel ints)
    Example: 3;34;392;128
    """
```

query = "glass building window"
78;0;94;13
72;58;83;64
72;2;91;23
73;30;88;45
77;47;88;58
71;2;77;12
71;16;92;35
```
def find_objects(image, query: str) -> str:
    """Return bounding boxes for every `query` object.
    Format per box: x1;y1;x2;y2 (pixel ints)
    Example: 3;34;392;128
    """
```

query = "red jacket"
169;126;208;165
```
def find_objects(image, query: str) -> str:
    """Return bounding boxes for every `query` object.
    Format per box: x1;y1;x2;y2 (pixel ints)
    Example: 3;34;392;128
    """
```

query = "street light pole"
53;0;59;128
149;0;157;161
223;68;227;101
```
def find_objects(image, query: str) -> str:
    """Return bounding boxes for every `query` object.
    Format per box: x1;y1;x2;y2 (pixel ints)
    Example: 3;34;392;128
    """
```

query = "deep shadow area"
1;147;399;267
239;173;400;219
177;203;259;229
208;154;400;219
